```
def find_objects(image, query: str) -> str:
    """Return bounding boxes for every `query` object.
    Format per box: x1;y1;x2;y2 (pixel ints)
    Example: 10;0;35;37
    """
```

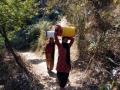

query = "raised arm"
69;37;74;47
54;32;61;47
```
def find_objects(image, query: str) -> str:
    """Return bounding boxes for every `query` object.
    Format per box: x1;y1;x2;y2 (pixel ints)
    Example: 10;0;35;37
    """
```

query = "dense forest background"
0;0;120;90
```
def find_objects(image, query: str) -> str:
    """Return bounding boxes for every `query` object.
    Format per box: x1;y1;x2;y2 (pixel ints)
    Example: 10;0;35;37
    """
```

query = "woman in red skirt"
54;32;74;89
45;37;55;73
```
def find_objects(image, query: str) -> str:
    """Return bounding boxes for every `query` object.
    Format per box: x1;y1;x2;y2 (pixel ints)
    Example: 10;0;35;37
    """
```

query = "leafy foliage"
12;24;40;50
0;0;38;38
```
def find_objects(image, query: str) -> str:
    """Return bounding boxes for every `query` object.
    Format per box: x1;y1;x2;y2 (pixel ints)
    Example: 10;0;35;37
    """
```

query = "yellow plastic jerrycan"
62;26;76;37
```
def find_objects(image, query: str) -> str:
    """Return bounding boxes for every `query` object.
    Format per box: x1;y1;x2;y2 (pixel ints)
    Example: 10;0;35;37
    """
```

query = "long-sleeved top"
55;35;74;73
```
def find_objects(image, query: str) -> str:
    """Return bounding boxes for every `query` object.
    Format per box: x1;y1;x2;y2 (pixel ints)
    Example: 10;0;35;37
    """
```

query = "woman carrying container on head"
45;37;55;73
54;25;74;89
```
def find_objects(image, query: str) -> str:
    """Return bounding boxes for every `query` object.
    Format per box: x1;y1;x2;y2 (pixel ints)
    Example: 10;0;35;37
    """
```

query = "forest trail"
20;46;58;77
20;45;86;90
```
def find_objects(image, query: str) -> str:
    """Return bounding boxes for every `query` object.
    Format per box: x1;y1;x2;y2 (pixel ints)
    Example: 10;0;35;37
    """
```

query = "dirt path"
20;45;85;90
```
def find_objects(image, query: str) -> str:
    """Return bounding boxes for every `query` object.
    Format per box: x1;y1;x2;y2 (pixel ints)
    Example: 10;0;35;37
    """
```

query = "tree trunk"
0;29;29;74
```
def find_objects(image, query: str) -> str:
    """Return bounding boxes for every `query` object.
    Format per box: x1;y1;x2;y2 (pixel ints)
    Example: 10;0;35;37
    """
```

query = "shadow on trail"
28;59;45;64
48;71;57;78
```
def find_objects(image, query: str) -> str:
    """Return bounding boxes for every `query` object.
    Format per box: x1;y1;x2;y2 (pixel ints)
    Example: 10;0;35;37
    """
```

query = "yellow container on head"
62;26;76;37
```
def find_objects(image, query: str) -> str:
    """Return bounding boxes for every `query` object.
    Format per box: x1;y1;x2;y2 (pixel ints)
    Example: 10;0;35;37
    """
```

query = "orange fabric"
46;54;54;70
45;43;55;70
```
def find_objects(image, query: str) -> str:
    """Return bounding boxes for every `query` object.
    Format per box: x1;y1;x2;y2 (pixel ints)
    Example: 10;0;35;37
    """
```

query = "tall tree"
0;0;38;73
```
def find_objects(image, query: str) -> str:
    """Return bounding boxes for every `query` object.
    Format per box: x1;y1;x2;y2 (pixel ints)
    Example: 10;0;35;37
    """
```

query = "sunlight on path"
20;45;58;77
19;46;60;89
20;52;40;60
20;52;48;76
19;44;84;90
